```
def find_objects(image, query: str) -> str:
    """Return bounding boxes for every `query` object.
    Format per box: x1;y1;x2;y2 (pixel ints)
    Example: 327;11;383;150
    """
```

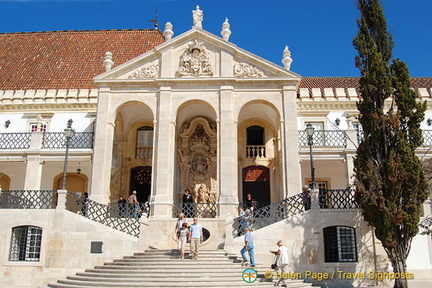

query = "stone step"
48;249;314;288
50;279;276;287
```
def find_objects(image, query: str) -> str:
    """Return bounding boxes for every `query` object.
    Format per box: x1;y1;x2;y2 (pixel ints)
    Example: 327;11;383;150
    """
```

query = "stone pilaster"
218;85;238;217
89;87;115;203
282;84;302;196
24;155;43;190
150;86;175;218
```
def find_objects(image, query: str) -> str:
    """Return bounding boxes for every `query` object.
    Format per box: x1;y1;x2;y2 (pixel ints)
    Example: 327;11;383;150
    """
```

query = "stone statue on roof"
192;5;203;28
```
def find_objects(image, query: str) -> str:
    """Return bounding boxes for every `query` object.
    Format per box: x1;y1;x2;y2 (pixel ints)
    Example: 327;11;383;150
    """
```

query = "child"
178;222;189;259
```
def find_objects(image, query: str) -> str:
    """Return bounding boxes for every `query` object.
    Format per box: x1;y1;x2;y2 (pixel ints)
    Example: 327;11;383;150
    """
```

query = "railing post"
30;131;43;150
56;189;67;210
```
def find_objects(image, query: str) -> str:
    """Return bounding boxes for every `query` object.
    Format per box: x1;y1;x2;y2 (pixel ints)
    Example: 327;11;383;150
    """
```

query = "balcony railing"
298;130;347;148
42;132;94;149
135;146;153;159
318;188;358;209
0;133;32;149
3;130;432;150
0;190;56;209
246;145;266;158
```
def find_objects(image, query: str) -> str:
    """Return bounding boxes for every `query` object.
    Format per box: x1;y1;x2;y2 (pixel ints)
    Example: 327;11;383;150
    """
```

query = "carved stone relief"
128;64;159;79
178;117;217;203
177;40;214;77
233;62;264;78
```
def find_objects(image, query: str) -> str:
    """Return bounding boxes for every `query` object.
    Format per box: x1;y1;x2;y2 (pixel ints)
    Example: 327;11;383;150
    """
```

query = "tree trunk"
389;251;408;288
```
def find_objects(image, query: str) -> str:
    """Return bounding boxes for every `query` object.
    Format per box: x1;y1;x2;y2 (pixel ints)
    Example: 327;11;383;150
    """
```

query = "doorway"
130;166;152;203
242;166;270;208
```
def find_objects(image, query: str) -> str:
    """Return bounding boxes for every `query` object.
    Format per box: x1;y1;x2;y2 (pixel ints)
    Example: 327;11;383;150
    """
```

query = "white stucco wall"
0;209;143;288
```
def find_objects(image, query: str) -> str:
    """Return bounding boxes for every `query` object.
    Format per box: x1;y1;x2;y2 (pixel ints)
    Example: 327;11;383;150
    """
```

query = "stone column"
282;84;302;196
89;87;115;203
24;155;44;190
218;85;238;217
345;126;358;186
150;86;175;218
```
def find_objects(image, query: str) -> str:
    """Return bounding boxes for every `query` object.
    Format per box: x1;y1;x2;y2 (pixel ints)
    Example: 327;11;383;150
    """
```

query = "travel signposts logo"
242;268;258;283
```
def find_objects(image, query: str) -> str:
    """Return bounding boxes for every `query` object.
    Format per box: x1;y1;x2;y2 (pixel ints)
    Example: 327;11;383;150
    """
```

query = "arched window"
9;225;42;262
323;226;357;262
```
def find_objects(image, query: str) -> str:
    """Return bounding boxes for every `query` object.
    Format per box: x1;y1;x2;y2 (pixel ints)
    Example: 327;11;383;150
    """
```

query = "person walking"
270;240;289;287
127;191;139;218
117;196;126;217
240;228;255;268
177;222;189;259
188;217;203;260
301;185;311;211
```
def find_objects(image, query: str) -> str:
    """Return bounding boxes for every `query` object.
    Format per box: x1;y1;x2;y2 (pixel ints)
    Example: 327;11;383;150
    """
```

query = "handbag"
271;263;277;269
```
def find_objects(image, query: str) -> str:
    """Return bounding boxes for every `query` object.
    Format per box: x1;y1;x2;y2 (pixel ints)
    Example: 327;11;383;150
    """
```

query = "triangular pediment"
95;28;300;83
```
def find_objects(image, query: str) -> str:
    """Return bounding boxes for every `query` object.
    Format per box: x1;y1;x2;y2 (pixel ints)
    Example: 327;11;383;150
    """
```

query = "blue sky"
0;0;431;77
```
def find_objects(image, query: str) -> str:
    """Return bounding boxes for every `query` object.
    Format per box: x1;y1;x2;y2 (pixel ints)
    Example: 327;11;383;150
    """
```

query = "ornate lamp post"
305;123;316;190
61;119;75;190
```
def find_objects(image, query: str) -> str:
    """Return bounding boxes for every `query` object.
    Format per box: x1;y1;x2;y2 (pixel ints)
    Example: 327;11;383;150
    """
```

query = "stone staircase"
47;249;314;288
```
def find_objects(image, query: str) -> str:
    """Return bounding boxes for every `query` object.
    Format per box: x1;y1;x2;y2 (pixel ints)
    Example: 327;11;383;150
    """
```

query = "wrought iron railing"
298;130;346;148
135;146;153;158
172;203;218;218
422;130;432;147
0;190;56;209
233;193;306;237
42;132;94;149
107;202;150;218
0;133;32;149
246;145;266;158
320;188;358;209
233;189;358;237
65;192;140;237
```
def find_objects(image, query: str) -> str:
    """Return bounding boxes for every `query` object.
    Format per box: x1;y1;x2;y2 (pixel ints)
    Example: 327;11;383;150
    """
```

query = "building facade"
0;7;431;288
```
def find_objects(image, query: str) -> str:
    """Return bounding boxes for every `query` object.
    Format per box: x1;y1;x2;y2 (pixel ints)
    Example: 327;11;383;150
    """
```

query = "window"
353;123;363;145
9;226;42;261
136;126;153;146
30;122;47;132
246;125;264;145
323;226;357;262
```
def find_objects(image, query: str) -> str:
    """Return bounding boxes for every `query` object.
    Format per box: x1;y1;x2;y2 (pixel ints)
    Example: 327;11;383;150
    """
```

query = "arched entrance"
242;166;270;207
130;166;152;203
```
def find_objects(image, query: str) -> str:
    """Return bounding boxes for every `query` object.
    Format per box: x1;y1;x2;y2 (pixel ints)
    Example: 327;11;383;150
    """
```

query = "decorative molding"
233;63;264;78
128;64;159;79
0;89;98;111
177;40;214;77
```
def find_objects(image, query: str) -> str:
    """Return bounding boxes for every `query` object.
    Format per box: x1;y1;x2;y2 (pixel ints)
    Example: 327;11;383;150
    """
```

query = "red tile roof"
0;30;430;91
299;77;432;90
0;30;165;90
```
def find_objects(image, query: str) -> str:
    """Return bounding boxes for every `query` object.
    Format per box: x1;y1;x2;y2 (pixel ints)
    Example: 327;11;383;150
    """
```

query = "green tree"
353;1;428;287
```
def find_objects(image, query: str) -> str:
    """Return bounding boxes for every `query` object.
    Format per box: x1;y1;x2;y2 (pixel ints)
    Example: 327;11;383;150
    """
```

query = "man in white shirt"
270;240;289;287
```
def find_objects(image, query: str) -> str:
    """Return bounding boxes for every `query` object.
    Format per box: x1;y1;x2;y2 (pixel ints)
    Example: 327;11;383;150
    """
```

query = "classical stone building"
0;6;431;288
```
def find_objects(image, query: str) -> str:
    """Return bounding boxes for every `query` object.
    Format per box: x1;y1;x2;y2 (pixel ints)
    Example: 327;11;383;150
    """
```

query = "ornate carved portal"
178;117;217;204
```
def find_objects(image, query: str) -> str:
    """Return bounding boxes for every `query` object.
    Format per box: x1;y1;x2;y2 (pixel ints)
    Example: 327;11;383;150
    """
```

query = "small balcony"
246;145;266;158
0;132;94;150
135;146;153;159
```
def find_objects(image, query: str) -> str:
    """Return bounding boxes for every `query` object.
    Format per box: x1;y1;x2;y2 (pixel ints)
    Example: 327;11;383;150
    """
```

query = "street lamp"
61;119;75;190
305;123;315;190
